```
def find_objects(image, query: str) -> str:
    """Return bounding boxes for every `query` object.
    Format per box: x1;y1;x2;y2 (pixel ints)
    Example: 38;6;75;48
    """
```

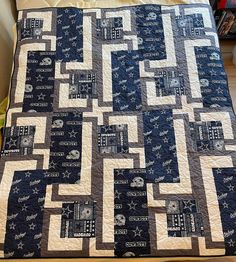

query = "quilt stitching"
1;3;236;258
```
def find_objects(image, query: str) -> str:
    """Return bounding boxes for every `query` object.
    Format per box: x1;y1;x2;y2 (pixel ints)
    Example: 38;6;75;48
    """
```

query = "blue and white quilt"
1;2;236;258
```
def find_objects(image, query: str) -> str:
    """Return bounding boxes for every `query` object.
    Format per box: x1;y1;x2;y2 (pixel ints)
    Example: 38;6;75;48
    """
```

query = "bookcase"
210;0;236;39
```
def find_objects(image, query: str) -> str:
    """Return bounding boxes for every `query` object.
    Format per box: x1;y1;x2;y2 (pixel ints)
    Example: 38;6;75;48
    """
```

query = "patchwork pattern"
176;14;205;37
19;18;43;40
112;51;142;112
143;109;179;183
213;168;236;255
190;121;225;151
1;126;35;156
23;51;56;112
48;112;82;184
114;169;150;257
195;46;232;108
166;200;204;237
155;70;185;97
97;124;129;153
96;18;123;40
1;3;236;259
136;5;165;60
56;8;83;62
69;73;97;99
61;201;96;238
4;170;47;258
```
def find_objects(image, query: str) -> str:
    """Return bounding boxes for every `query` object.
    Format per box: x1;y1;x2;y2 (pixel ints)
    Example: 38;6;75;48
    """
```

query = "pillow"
16;0;209;10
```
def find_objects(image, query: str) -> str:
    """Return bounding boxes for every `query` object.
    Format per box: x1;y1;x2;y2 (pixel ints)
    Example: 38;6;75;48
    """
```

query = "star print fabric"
23;51;56;112
213;168;236;255
114;169;150;257
4;170;47;258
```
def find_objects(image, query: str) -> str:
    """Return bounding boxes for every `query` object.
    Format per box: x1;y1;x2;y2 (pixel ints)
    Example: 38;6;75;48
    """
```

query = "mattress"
1;0;236;258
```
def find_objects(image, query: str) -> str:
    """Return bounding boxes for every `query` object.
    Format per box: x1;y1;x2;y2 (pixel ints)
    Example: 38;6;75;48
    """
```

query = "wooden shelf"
212;6;236;40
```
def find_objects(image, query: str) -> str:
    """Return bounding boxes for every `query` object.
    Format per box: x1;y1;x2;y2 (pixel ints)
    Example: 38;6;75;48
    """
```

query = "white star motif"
17;241;24;249
199;142;209;151
156;152;161;159
228;184;234;192
115;98;120;104
29;222;36;230
163;137;169;143
38;93;46;100
144;28;152;35
223;201;229;209
9;222;16;230
115;190;121;199
131;97;136;103
28;51;35;57
148;168;154;175
127;200;137;210
129;72;134;78
195;18;203;27
25;171;31;177
33;187;39;194
148;45;155;51
73;112;81;118
210;69;217;76
62;205;73;218
57;19;62;24
114;72;119;79
63;170;71;178
228;239;235;247
146;137;152;144
36;75;44;82
216;87;223;94
49;160;57;169
115;170;124;176
183;200;195;212
13;187;20;194
116;19;123;27
22;204;28;211
104;126;113;132
166;167;172;174
121;148;128;153
22;30;30;37
132;226;142;237
68;130;78;138
6;138;17;149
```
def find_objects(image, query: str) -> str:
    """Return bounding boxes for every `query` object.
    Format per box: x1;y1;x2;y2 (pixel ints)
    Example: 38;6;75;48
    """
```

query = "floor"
221;40;236;111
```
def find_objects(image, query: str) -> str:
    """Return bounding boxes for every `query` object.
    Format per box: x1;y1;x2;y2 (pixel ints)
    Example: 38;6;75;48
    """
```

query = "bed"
1;0;236;258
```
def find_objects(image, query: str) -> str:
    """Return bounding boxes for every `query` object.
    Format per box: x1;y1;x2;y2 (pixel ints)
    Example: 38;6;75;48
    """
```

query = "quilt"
1;2;236;258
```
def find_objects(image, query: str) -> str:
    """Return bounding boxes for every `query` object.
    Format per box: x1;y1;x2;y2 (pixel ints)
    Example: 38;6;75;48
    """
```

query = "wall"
0;0;17;102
